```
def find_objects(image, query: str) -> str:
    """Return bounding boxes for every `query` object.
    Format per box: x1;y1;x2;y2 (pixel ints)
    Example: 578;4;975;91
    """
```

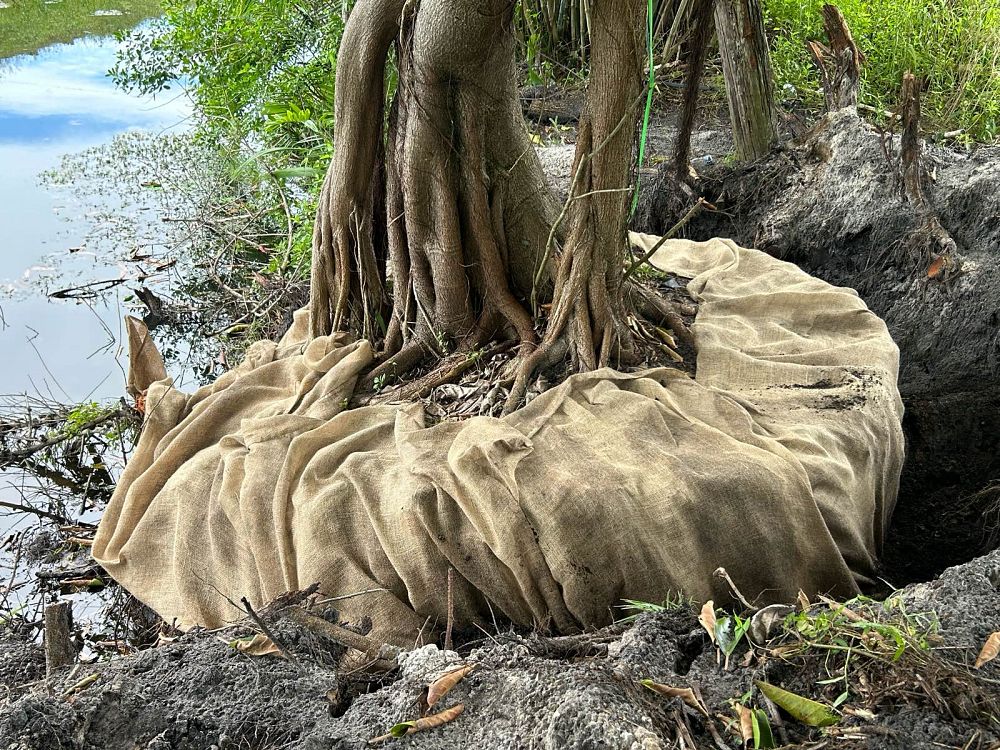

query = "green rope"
630;0;656;218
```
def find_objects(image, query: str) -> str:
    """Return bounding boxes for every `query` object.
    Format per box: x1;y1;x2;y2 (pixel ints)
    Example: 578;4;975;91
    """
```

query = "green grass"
0;0;162;60
766;0;1000;142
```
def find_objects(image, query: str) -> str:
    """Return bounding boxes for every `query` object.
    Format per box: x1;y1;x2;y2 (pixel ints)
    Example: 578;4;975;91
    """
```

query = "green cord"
630;0;656;218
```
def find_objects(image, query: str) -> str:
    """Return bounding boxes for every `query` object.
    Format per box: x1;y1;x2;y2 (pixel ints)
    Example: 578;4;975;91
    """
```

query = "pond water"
0;26;189;401
0;19;191;623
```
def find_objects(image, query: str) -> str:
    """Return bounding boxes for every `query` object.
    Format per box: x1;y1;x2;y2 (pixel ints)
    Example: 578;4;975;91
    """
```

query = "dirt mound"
2;550;999;749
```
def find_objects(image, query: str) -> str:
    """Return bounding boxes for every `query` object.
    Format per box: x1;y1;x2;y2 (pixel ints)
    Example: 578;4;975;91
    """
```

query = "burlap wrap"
94;236;904;644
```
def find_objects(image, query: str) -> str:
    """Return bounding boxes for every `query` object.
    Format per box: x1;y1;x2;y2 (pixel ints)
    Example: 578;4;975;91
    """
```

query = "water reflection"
0;34;187;140
0;27;189;399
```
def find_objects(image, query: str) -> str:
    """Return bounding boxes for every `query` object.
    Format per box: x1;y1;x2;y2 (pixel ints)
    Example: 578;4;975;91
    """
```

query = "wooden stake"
444;568;455;652
44;601;74;675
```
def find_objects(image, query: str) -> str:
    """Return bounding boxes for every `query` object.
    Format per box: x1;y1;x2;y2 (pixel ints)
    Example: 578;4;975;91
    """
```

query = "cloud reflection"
0;31;189;143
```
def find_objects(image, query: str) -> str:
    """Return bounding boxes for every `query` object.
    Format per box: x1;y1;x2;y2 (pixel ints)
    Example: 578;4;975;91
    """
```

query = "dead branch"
284;607;397;672
900;72;959;274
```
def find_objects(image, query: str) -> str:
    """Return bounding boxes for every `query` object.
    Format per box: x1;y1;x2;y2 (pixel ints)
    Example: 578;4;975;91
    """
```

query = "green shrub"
766;0;1000;141
112;0;345;154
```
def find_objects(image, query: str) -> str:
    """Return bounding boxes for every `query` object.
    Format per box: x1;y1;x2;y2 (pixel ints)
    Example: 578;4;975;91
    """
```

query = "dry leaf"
640;679;709;716
233;633;281;658
736;703;754;745
797;590;811;611
927;255;946;279
427;664;475;709
699;600;717;645
369;704;465;744
975;631;1000;668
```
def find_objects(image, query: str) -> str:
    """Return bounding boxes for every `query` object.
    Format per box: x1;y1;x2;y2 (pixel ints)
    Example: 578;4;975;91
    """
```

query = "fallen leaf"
736;703;754;745
755;681;838;727
233;633;281;658
62;673;99;698
975;631;1000;668
427;664;475;709
797;590;811;611
927;254;946;279
369;704;464;744
749;604;794;645
699;600;717;644
640;679;709;716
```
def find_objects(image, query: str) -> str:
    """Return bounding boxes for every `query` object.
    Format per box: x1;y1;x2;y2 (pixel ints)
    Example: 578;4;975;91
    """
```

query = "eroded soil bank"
632;108;1000;585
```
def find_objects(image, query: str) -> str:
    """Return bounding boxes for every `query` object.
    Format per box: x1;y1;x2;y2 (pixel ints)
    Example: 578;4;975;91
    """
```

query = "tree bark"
506;0;647;409
713;0;777;161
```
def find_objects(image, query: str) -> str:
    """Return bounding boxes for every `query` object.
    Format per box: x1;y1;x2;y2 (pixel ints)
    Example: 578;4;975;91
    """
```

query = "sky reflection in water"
0;28;189;399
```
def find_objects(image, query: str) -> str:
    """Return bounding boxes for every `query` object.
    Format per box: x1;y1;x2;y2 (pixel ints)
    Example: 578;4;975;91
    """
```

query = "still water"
0;28;189;400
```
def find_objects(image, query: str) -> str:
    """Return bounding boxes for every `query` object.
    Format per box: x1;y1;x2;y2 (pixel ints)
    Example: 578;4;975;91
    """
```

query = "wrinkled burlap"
94;237;904;644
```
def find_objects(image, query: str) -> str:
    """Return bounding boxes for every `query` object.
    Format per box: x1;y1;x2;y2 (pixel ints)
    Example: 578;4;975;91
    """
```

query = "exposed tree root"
310;0;697;416
900;72;960;280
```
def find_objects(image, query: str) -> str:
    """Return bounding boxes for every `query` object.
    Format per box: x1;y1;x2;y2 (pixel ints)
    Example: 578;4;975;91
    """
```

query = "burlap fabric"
94;236;904;644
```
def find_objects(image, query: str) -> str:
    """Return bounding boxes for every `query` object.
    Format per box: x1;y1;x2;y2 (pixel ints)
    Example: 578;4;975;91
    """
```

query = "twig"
622;198;711;282
713;567;754;610
445;568;455;652
0;500;76;526
240;596;300;666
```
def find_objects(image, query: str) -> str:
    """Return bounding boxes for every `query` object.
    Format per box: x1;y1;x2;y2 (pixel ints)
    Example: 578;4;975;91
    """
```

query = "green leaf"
752;709;776;749
390;722;415;738
755;681;839;727
716;615;751;657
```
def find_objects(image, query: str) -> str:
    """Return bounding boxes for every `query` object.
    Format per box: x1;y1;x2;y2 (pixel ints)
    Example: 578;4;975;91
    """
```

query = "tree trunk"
311;0;558;365
713;0;776;161
310;0;681;406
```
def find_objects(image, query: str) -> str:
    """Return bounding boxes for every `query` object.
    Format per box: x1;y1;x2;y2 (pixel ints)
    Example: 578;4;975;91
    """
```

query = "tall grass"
766;0;1000;141
0;0;162;60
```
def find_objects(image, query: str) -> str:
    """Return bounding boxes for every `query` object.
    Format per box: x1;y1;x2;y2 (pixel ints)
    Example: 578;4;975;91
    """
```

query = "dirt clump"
3;548;1000;749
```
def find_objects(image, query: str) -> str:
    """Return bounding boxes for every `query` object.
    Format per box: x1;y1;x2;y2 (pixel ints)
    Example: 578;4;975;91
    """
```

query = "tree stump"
807;4;864;111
